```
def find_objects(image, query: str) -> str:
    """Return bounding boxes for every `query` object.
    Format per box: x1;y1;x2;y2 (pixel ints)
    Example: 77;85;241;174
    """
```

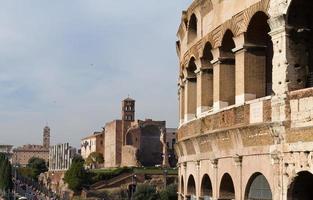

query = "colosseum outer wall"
176;0;313;199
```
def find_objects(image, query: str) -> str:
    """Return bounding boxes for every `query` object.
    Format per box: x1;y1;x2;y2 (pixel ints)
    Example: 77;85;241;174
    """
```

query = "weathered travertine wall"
176;0;313;199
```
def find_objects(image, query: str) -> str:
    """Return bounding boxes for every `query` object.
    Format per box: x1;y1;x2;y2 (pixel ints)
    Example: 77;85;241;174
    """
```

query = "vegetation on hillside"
64;155;89;192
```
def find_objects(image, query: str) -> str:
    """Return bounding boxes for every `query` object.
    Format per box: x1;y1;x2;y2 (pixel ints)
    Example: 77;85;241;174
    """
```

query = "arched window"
287;171;313;200
245;173;272;200
188;14;197;43
201;174;213;199
200;42;214;110
219;30;236;106
187;175;197;199
246;12;273;97
287;0;313;90
219;173;235;199
185;58;197;119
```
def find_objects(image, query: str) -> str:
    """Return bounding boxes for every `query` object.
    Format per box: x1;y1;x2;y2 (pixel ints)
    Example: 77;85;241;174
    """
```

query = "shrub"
159;184;178;200
132;184;158;200
64;157;89;192
27;157;48;179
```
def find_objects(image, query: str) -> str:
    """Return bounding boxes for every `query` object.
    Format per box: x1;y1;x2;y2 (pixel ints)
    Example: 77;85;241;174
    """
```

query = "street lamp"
163;169;168;189
130;174;137;200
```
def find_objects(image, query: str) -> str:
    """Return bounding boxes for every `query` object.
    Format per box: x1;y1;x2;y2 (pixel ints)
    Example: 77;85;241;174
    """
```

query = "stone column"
184;78;197;121
179;84;185;125
196;68;213;116
271;152;283;200
196;161;200;200
212;48;236;111
211;159;218;200
233;155;242;200
268;14;289;96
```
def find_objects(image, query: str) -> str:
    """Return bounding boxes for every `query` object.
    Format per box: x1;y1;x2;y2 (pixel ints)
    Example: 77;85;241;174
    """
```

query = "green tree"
27;157;48;179
85;152;104;169
0;153;6;190
132;184;158;200
159;184;178;200
0;154;13;194
64;156;89;193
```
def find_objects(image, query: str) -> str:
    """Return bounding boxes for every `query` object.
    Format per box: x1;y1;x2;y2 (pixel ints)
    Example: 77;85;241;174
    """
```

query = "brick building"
103;97;177;168
12;126;50;167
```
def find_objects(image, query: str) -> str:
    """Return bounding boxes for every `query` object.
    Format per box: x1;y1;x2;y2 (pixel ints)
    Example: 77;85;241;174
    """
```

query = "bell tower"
122;97;135;121
121;97;135;145
43;126;50;149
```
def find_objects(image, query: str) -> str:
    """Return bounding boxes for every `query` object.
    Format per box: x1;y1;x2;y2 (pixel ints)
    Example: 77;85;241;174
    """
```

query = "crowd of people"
13;178;58;200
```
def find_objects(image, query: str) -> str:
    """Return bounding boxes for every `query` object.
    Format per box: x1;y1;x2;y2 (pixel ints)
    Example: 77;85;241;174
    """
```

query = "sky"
0;1;191;147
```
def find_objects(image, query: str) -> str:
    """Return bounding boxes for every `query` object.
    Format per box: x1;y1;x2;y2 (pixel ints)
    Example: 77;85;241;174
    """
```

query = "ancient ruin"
175;0;313;199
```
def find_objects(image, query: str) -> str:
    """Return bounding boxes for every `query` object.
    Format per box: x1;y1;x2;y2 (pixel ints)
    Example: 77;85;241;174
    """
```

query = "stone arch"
241;0;270;33
286;0;313;90
219;30;236;106
199;42;214;109
184;57;198;119
201;174;213;199
219;173;235;200
201;42;213;69
287;171;313;200
245;11;273;97
187;174;197;198
188;13;198;43
244;172;272;200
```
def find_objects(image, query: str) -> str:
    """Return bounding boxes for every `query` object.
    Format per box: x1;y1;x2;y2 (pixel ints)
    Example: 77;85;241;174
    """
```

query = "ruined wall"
104;120;122;168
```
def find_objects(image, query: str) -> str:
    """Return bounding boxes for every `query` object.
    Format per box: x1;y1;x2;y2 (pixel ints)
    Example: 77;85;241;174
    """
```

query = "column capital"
210;47;221;64
232;32;247;52
233;155;242;166
268;14;288;36
210;159;218;168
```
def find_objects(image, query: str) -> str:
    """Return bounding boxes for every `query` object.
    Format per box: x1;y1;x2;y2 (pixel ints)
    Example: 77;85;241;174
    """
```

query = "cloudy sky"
0;1;190;147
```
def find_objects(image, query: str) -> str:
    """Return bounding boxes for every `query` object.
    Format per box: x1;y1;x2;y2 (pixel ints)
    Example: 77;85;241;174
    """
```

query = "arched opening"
198;42;214;111
219;30;236;107
287;171;313;200
185;58;197;120
187;175;197;199
201;174;213;199
201;43;213;68
245;173;272;200
287;0;313;90
246;12;273;97
188;14;197;43
219;173;235;200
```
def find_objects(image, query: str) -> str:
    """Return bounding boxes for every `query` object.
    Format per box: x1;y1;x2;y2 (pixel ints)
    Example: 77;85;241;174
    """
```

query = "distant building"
80;131;104;160
103;97;177;168
0;145;13;160
49;143;76;171
12;126;50;167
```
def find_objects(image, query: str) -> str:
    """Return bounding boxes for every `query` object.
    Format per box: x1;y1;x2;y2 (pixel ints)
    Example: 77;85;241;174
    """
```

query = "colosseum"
175;0;313;199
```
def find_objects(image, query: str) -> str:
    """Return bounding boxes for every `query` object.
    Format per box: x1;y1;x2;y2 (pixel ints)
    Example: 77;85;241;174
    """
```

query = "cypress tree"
0;153;6;191
2;158;13;191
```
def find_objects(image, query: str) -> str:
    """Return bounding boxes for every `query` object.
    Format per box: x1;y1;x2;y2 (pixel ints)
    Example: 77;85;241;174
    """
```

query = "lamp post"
130;174;137;200
163;169;168;189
